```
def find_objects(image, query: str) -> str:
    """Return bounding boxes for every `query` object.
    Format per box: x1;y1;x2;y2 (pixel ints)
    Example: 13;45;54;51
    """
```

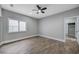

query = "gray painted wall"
0;6;2;42
39;7;79;41
1;9;38;41
0;17;2;42
1;7;79;42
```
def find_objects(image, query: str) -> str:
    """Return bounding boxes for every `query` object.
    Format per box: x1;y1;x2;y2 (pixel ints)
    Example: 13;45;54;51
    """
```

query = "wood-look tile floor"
0;36;79;54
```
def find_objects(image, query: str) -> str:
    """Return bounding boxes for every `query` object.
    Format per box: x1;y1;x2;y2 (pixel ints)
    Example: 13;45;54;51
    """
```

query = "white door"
76;17;79;43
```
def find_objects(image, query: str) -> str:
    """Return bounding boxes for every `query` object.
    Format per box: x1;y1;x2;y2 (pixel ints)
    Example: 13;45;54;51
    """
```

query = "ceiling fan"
33;5;47;14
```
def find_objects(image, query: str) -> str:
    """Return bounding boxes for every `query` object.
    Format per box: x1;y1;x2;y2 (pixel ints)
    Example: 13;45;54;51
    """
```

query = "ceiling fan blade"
37;5;41;10
41;10;45;13
41;7;47;10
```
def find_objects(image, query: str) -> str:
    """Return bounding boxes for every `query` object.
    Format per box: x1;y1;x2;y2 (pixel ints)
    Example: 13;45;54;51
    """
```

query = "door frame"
0;17;2;42
75;16;79;43
64;16;79;41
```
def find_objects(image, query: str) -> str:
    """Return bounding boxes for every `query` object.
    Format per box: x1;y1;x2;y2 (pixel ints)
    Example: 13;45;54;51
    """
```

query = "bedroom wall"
39;7;79;41
0;6;2;42
1;9;38;41
1;7;79;43
0;17;2;42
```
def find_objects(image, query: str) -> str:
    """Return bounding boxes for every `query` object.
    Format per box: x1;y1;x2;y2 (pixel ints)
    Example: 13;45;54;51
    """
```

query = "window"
19;21;26;31
8;19;18;32
8;18;26;33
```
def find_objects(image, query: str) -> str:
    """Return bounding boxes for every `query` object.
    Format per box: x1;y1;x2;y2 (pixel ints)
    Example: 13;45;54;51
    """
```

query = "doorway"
68;23;75;38
64;17;77;41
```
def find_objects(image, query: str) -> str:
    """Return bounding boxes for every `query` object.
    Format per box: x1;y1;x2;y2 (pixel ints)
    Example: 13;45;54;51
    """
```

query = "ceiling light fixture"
32;5;47;14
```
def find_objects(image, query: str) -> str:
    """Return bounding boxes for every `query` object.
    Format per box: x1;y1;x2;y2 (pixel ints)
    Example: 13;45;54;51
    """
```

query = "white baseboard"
39;35;65;42
0;34;65;46
0;35;37;46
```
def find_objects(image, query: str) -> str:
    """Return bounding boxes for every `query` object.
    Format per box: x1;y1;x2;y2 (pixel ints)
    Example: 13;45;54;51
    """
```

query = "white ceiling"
1;4;79;19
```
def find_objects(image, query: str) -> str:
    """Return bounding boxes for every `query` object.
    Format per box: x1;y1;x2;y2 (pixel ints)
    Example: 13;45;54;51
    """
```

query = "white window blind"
8;19;18;32
19;21;26;31
8;18;26;33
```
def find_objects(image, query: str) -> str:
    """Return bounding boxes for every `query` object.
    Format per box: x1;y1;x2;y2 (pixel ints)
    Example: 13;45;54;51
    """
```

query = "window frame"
8;18;19;33
8;18;27;33
19;21;26;32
